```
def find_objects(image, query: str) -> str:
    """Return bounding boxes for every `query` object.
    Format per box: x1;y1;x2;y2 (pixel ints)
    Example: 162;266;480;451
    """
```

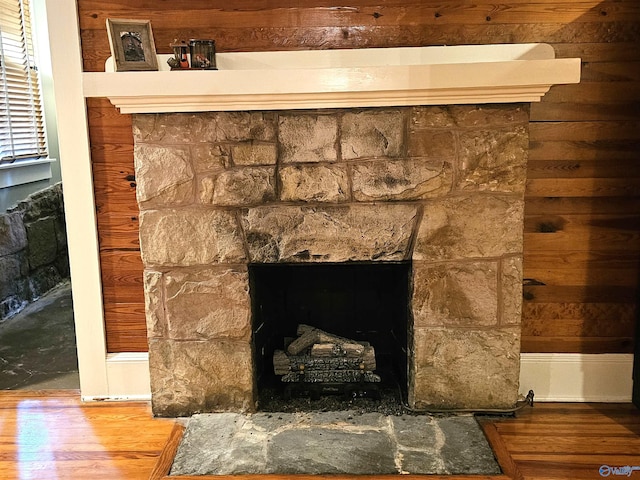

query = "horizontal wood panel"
100;250;145;305
96;214;140;251
79;22;640;72
524;196;640;215
527;159;640;179
526;177;640;197
523;284;638;303
530;101;640;122
553;43;640;62
521;336;634;353
523;266;638;287
104;303;148;352
522;316;635;338
529;141;640;162
78;2;640;30
529;121;640;142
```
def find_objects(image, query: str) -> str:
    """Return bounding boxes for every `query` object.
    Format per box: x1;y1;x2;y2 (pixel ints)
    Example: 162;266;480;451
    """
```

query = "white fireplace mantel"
83;43;580;113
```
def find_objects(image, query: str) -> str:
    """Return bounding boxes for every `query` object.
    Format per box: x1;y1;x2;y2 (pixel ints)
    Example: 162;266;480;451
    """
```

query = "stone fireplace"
133;104;528;417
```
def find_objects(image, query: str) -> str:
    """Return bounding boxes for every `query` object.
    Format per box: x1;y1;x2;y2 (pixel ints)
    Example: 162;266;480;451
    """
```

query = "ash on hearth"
273;324;380;385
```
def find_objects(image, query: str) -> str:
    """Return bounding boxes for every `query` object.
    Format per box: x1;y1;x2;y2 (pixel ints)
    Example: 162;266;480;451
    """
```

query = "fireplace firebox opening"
249;262;411;409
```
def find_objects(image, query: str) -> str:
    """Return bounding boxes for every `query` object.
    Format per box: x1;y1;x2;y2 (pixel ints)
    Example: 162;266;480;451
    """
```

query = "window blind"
0;0;47;165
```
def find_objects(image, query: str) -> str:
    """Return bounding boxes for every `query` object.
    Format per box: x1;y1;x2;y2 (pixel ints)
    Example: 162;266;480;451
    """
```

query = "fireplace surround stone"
133;104;527;417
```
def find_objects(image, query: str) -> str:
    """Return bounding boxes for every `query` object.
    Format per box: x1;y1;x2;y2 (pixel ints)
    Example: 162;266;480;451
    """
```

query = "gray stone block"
352;158;453;201
149;339;254;417
241;204;418;263
26;217;58;269
278;114;338;163
410;327;520;409
0;254;24;298
412;260;498;328
413;194;524;261
439;416;501;474
341;110;404;159
134;144;194;207
279;164;349;203
163;267;250;340
266;428;397;475
232;142;277;166
139;208;246;267
133;112;276;144
458;126;528;193
200;167;276;206
11;184;63;222
0;212;27;256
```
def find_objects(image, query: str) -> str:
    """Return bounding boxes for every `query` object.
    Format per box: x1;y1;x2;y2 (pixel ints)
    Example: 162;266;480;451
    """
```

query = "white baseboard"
81;352;151;402
519;353;634;402
82;352;635;403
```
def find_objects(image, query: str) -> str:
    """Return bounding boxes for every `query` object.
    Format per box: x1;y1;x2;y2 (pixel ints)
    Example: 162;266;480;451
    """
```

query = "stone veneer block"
406;130;456;160
0;212;27;256
0;254;25;298
458;126;528;193
190;144;230;173
200;167;276;206
412;261;498;327
341;110;404;159
411;105;529;129
414;195;523;261
501;256;523;325
241;204;418;263
279;164;349;203
133;112;276;144
134;144;194;206
352;159;453;201
143;271;165;338
26;217;58;269
278;114;338;163
139;208;246;267
163;267;251;340
410;327;520;409
149;338;254;416
232;143;277;166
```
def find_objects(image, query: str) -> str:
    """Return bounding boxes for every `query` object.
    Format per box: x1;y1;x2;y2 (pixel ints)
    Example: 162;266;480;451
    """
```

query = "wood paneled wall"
77;0;640;354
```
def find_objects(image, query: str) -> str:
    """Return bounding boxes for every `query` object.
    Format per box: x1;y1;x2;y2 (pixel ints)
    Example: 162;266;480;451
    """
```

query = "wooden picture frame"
106;19;158;72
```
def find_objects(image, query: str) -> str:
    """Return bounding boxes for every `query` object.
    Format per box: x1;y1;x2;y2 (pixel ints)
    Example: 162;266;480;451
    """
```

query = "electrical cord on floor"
398;386;535;415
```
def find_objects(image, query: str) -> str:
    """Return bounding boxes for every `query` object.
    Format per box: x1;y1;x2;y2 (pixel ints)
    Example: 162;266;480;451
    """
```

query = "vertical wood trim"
478;422;523;480
44;0;109;397
151;423;185;480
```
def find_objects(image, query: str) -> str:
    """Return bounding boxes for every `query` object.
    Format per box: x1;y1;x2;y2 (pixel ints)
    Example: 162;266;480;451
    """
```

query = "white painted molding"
0;158;53;188
86;353;634;403
83;45;581;113
519;353;634;402
45;0;110;398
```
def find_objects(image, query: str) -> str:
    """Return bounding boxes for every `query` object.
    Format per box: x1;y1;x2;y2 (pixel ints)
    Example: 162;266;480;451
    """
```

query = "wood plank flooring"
0;391;638;480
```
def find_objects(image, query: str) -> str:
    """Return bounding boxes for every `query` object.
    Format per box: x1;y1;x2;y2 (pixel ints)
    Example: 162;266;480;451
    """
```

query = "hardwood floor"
0;391;638;480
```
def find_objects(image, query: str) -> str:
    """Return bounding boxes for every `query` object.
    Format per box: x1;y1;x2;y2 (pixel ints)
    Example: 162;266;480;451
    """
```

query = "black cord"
398;387;535;415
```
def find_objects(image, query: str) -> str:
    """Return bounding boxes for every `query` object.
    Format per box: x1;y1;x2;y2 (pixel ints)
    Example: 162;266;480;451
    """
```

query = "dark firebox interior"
249;262;410;408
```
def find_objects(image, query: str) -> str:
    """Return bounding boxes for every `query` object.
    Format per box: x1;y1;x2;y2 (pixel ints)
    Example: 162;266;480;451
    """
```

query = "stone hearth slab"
169;411;500;476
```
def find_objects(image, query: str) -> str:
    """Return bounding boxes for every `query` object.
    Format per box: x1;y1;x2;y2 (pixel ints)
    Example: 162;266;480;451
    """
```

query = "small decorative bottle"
189;39;217;70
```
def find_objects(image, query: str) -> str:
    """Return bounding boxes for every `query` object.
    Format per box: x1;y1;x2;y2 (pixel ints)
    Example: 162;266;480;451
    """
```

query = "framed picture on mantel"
106;18;158;72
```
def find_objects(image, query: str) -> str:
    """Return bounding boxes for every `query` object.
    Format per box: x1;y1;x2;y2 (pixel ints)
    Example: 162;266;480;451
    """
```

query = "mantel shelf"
82;44;581;113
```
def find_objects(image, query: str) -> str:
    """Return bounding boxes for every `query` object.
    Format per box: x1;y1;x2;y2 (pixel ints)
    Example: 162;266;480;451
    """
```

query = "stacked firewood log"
273;324;380;383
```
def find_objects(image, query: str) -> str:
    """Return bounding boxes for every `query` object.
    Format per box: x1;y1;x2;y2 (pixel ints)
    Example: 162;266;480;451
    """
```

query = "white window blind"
0;0;47;165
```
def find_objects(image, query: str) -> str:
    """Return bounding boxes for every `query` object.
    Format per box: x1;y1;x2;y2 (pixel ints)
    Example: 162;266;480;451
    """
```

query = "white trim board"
519;353;634;402
95;353;634;403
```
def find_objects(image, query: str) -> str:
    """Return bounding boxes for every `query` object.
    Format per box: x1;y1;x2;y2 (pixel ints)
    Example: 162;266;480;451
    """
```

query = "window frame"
0;0;52;189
